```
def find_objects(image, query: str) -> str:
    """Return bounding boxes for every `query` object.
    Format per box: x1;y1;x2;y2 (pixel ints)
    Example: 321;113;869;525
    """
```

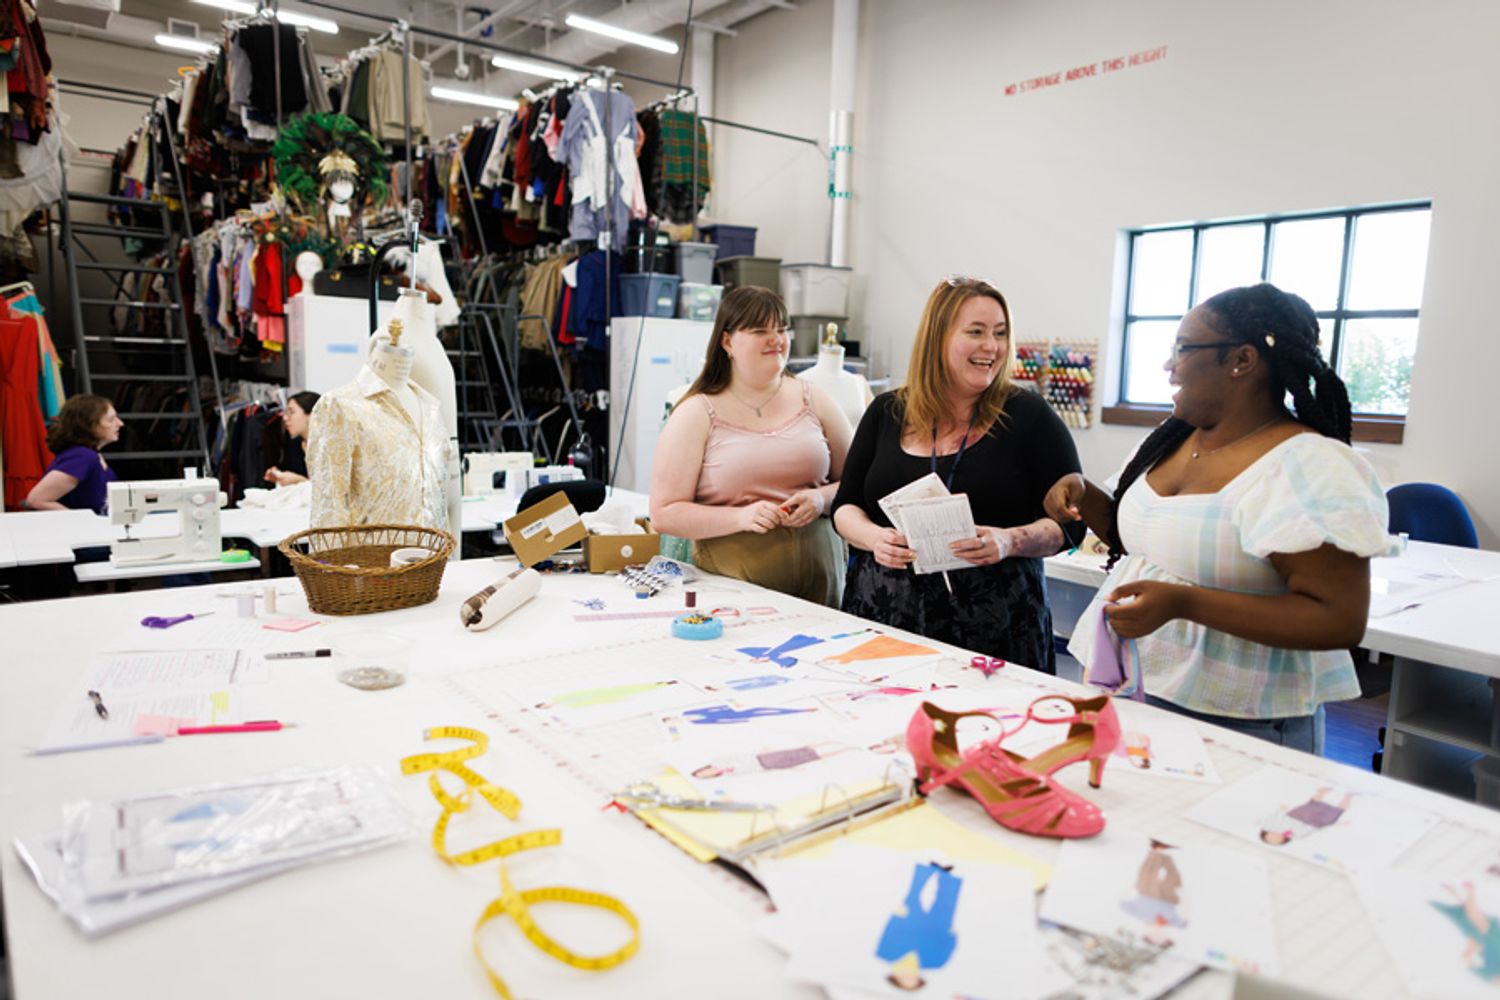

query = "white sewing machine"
462;452;534;498
108;479;228;566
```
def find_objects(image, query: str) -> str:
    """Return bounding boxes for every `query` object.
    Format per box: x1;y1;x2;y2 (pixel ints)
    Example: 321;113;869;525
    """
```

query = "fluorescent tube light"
430;86;520;111
563;13;679;54
192;1;340;34
490;54;581;82
154;33;218;55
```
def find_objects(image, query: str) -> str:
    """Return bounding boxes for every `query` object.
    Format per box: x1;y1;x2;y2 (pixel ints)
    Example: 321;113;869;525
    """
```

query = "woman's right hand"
871;528;916;569
1043;473;1087;522
736;500;785;535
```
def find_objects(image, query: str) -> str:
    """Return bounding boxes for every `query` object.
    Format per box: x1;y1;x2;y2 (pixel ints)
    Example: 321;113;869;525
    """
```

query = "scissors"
612;781;773;813
140;612;215;629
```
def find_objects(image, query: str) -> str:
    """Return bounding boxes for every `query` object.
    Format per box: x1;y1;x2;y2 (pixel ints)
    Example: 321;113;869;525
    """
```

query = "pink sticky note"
134;714;195;736
263;618;319;632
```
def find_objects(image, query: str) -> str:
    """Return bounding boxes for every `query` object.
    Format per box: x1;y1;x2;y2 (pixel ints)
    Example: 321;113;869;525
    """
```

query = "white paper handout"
1039;829;1279;976
758;841;1061;998
34;650;270;754
879;473;976;575
1185;765;1440;874
1355;868;1500;999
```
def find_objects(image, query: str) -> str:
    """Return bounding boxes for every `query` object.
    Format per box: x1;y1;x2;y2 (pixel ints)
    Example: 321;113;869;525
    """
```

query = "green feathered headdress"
272;112;389;215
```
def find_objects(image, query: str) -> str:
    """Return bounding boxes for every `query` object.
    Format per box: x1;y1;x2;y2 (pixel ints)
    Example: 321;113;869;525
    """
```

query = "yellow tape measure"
401;726;641;999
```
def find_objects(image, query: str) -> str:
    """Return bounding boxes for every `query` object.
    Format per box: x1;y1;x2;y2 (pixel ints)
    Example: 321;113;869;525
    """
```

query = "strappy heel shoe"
1006;693;1122;789
906;702;1105;839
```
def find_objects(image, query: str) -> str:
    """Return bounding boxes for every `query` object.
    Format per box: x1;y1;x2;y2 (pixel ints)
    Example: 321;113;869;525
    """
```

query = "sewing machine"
462;452;534;498
108;479;228;566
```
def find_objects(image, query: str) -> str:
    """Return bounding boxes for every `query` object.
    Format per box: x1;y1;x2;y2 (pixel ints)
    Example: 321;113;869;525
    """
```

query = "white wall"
708;0;1500;547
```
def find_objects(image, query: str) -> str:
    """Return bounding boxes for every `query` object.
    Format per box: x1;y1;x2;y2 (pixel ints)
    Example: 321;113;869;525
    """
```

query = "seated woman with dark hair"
25;394;122;514
1045;283;1395;754
264;390;320;487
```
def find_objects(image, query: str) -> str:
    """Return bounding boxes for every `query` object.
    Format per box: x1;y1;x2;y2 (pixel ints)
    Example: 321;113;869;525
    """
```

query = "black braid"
1103;283;1353;569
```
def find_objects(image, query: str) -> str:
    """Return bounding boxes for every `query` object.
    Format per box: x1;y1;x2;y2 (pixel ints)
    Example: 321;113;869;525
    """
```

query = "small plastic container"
619;273;681;317
781;263;853;316
677;282;723;322
1474;755;1500;809
335;631;413;691
674;241;717;285
700;223;757;259
715;256;783;291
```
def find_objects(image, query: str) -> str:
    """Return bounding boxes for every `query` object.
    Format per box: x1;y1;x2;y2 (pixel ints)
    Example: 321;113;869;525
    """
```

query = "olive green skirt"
693;518;846;608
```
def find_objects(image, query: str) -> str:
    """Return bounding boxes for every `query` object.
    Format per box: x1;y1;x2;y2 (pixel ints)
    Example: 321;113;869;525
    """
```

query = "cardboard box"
584;519;661;573
502;491;588;567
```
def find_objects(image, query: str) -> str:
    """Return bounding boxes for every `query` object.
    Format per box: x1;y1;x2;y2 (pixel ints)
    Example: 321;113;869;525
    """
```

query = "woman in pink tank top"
651;286;854;606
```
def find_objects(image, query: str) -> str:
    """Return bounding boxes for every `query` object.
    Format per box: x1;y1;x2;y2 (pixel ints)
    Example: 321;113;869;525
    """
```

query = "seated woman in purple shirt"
25;394;122;514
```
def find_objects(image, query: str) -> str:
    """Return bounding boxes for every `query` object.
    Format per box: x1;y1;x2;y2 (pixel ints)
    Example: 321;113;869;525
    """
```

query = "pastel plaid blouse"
1069;433;1396;719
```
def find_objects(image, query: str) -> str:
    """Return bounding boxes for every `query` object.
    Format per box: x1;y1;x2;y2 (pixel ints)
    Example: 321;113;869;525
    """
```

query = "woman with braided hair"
1044;283;1396;753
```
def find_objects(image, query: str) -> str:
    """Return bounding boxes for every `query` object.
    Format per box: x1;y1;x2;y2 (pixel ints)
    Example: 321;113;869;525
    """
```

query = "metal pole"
269;0;283;129
690;92;699;239
401;21;413;205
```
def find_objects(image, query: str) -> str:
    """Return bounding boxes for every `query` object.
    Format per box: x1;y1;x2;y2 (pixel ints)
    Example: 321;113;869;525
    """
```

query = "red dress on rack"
0;312;52;509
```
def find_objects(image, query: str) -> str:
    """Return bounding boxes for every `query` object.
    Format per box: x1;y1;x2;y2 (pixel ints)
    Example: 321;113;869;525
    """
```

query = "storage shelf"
1390;710;1500;756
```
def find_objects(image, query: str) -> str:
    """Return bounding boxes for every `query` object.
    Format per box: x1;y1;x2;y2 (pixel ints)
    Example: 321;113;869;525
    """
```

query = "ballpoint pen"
32;735;166;756
175;721;294;735
86;689;109;720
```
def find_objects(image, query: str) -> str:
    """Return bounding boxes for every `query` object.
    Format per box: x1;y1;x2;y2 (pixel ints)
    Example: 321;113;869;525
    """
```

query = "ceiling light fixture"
154;33;219;55
563;13;678;54
430;86;520;111
489;53;581;82
192;0;340;34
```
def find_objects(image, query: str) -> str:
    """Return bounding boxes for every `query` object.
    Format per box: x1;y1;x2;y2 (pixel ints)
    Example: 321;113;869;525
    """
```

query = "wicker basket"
278;525;456;616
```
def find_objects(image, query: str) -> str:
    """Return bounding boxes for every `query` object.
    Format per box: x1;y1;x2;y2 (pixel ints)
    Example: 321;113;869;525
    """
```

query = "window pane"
1268;217;1345;310
1338;318;1417;415
1194;224;1265;305
1315;317;1334;366
1346;209;1431;309
1130;230;1192;316
1122;320;1177;404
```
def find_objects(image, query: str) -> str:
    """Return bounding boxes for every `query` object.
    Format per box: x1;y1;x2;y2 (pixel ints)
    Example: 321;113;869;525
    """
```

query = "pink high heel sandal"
1004;693;1122;789
906;702;1105;839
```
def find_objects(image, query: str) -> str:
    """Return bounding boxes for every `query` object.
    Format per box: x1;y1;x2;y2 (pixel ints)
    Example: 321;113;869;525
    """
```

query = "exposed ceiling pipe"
425;1;530;65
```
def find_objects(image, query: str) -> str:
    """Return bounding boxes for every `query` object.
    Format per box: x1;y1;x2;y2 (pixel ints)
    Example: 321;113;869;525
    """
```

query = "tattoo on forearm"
1007;518;1066;557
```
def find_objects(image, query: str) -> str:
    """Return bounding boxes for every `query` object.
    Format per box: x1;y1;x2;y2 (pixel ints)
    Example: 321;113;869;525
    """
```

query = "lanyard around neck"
930;407;980;491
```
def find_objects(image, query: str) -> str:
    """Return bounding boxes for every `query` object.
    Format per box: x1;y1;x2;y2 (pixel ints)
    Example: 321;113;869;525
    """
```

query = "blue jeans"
1145;695;1325;756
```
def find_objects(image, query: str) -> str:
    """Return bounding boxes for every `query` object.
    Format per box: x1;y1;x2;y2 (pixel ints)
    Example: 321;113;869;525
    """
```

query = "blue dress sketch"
1431;883;1500;983
736;633;825;668
681;704;817;725
725;675;792;691
876;863;962;970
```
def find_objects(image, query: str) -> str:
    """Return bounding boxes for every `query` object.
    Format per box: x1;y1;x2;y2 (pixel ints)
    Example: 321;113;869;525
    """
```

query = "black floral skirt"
841;551;1056;674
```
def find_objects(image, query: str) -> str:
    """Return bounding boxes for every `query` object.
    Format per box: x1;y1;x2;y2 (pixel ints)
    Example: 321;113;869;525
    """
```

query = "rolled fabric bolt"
390;547;434;568
263;586;278;615
237;593;257;618
459;566;543;631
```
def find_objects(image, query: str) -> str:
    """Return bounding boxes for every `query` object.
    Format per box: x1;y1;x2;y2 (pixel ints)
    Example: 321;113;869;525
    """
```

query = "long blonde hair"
896;277;1015;435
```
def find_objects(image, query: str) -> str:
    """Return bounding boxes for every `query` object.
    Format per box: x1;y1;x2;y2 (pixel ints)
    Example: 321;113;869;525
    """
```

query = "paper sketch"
1039;830;1278;975
876;862;962;988
1186;766;1439;873
519;677;707;728
1356;868;1500;999
1104;699;1220;783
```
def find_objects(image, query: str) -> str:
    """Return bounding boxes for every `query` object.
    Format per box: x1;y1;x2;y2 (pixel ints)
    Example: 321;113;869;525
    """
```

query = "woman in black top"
832;277;1083;672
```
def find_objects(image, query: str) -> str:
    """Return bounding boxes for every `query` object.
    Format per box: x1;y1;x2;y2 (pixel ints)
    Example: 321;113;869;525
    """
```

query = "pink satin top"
693;382;832;506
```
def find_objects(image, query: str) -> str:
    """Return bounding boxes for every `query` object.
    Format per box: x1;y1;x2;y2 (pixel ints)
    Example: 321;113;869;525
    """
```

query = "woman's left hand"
950;526;1012;566
779;490;826;528
1104;580;1188;638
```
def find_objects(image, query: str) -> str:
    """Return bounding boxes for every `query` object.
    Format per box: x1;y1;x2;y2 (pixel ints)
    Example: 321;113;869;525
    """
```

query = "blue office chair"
1386;483;1479;549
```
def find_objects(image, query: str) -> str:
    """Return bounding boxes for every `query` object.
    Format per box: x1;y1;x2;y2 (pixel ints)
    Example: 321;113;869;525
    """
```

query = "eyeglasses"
1168;340;1236;363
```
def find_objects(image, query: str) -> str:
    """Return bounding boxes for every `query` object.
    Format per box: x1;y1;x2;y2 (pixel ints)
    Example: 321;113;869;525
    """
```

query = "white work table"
1043;540;1500;798
4;560;1500;999
0;489;651;568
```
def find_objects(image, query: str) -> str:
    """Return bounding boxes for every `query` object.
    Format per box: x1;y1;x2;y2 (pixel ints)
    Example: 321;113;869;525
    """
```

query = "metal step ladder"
55;106;216;477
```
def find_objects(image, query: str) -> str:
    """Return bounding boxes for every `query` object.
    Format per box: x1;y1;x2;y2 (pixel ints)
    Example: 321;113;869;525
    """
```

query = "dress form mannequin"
368;327;419;424
380;287;462;549
796;322;874;428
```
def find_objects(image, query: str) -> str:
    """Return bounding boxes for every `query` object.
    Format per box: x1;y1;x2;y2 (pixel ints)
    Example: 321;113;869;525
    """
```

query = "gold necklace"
728;375;783;418
1190;417;1282;460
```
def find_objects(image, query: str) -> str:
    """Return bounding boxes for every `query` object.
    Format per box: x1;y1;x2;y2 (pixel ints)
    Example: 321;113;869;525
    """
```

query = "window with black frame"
1118;203;1431;419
